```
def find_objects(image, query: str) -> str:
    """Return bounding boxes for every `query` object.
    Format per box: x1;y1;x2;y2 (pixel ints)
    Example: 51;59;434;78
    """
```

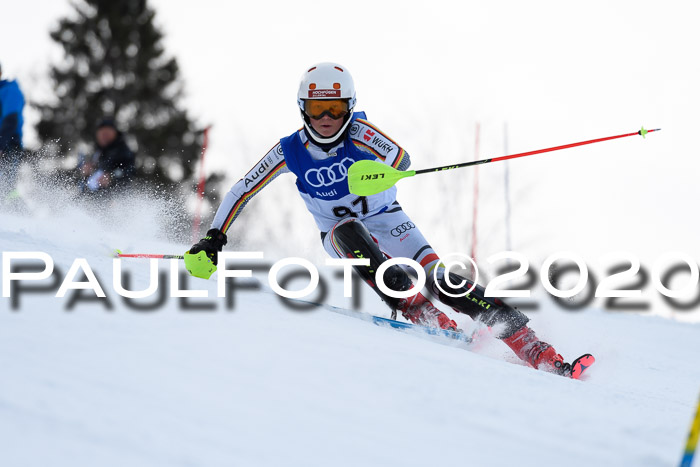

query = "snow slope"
1;201;699;467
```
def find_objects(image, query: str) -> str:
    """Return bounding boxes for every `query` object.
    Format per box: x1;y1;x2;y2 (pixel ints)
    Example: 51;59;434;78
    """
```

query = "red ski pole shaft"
114;252;184;259
491;128;660;163
415;127;661;175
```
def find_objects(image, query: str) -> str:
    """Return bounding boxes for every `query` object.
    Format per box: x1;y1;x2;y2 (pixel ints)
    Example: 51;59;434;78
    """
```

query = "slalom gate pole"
191;126;212;243
471;122;480;274
680;392;700;467
503;122;513;254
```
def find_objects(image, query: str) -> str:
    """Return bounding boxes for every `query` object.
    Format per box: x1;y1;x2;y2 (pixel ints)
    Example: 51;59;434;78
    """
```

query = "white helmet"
297;62;356;146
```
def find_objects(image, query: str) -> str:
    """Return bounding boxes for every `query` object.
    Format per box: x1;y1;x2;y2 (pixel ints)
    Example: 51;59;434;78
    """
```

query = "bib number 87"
333;196;368;218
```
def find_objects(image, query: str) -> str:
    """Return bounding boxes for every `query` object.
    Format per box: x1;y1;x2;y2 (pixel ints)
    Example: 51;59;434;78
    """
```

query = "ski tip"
570;354;595;380
112;248;123;258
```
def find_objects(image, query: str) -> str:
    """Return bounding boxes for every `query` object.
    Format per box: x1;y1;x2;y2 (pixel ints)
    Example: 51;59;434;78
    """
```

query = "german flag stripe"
355;118;406;168
419;253;440;268
352;140;386;161
328;222;346;257
222;159;287;233
392;147;406;169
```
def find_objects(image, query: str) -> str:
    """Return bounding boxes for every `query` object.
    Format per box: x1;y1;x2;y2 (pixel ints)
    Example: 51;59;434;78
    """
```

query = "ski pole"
113;249;184;259
113;250;217;280
348;126;661;196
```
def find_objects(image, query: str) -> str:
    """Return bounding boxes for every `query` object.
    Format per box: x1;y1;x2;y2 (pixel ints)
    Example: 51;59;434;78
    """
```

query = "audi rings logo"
304;157;355;188
391;222;415;237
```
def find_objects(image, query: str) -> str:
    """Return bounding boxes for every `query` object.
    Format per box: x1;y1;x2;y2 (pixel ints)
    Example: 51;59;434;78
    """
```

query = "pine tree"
35;0;202;189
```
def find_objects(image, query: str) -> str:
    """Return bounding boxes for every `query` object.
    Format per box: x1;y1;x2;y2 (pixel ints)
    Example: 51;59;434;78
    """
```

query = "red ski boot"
502;325;565;372
396;292;459;330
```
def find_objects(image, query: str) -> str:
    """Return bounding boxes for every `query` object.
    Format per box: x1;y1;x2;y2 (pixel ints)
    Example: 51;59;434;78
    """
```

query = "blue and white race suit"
211;112;443;283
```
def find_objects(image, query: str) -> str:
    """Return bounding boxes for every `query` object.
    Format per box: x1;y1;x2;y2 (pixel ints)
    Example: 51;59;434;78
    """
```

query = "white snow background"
1;191;699;466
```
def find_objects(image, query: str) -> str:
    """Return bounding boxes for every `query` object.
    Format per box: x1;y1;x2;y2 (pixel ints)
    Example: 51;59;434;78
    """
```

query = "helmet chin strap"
303;110;354;147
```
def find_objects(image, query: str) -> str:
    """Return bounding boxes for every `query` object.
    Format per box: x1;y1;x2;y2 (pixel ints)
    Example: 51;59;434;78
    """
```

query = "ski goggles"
303;99;350;120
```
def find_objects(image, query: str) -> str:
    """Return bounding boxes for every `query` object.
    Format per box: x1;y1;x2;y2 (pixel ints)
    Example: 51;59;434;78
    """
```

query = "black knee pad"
474;306;529;339
332;219;412;306
333;219;384;265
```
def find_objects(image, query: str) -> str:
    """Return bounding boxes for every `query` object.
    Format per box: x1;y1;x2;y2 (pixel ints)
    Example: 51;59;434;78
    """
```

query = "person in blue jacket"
0;61;25;196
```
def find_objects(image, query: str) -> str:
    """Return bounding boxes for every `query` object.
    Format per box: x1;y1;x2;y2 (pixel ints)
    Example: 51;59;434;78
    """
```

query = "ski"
299;299;595;378
226;277;594;377
301;298;482;346
569;354;595;380
248;279;483;347
370;315;477;344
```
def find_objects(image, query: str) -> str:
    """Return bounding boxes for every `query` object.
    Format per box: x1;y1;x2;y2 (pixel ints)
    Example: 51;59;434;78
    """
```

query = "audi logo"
304;157;355;188
390;222;415;237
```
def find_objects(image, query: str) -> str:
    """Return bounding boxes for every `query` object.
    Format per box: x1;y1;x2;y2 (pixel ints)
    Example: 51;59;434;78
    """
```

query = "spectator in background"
79;117;135;194
0;61;25;198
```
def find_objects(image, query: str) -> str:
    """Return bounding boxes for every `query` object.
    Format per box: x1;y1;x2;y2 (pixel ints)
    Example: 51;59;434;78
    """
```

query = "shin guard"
331;219;413;310
431;272;529;338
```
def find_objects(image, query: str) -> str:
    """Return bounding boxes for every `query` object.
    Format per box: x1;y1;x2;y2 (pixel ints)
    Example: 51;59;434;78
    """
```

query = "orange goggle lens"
304;99;349;120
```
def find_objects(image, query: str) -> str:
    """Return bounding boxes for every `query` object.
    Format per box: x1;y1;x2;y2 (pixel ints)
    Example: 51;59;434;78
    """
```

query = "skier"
186;62;580;376
0;61;25;199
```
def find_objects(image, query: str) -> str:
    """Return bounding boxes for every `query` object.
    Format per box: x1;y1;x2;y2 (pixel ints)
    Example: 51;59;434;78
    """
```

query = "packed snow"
1;191;699;467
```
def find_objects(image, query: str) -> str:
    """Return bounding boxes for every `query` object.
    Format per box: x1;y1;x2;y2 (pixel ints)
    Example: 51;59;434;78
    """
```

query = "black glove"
188;228;227;265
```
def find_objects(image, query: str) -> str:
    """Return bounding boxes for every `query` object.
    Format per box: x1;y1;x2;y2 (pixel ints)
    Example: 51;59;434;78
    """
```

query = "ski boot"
397;292;459;331
502;326;595;378
502;325;563;371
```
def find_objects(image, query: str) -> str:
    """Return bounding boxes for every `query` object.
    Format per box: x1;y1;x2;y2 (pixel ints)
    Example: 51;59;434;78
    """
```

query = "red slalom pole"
192;126;212;243
471;122;480;272
414;127;661;176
